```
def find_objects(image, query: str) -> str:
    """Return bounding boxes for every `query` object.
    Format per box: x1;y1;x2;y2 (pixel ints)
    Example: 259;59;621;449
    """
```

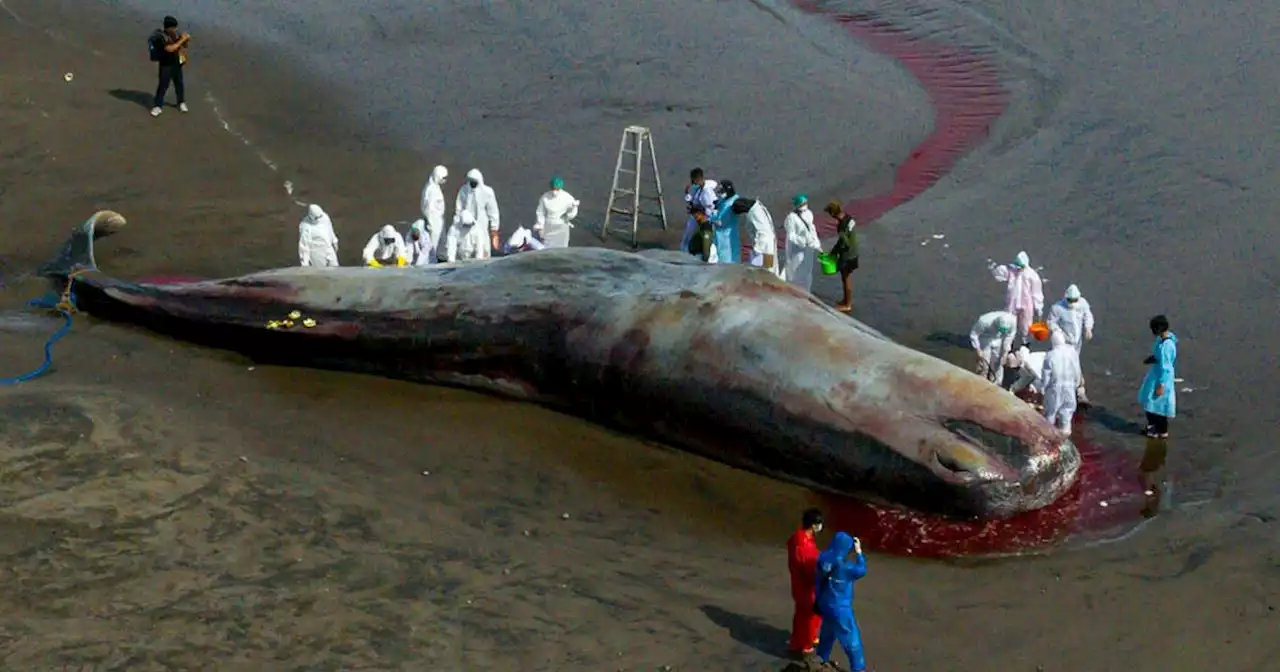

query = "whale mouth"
942;418;1038;471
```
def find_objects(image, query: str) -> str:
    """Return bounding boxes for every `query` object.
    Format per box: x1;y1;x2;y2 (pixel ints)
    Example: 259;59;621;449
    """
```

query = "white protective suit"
362;224;408;266
744;201;780;277
534;188;579;248
503;225;547;255
298;204;339;267
990;251;1045;341
783;205;822;292
419;165;448;263
1047;284;1095;354
1041;328;1083;435
970;310;1017;384
680;179;718;253
445;210;489;262
1008;346;1047;396
455;168;500;244
1047;284;1095;402
406;220;433;267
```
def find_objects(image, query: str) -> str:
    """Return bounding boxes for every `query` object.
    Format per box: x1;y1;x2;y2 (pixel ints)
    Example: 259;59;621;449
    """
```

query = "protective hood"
820;531;855;563
1014;251;1030;267
430;165;448;185
380;224;397;238
465;168;484;186
305;204;326;222
1065;284;1081;300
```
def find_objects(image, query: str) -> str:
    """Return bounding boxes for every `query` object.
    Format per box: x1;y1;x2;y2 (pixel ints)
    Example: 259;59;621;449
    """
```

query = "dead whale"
41;211;1079;519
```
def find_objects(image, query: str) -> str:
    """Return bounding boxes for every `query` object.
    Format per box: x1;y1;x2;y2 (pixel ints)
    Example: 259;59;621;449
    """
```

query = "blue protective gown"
814;531;868;671
1138;332;1178;418
711;194;741;263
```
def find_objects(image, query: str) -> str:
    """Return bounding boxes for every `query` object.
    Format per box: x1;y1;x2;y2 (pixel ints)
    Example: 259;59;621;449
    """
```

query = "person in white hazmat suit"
989;251;1045;344
1006;345;1047;397
444;210;490;263
1047;283;1096;403
783;193;823;292
405;220;433;267
732;197;780;277
502;225;547;255
418;165;448;263
534;176;579;248
298;204;340;267
455;168;501;254
1041;327;1083;436
362;224;409;267
680;168;718;254
970;310;1017;384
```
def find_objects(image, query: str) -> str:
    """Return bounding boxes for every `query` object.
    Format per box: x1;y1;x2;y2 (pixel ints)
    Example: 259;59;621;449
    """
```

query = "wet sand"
2;0;1278;670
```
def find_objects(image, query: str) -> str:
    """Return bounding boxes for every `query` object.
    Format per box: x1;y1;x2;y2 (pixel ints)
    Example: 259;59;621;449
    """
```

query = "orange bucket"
1029;321;1051;341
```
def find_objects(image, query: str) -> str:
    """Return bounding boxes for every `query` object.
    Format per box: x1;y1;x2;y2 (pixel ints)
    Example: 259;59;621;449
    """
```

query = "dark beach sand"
2;0;1277;670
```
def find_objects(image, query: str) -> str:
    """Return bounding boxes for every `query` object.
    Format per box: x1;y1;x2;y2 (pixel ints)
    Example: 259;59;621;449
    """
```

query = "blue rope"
0;290;76;385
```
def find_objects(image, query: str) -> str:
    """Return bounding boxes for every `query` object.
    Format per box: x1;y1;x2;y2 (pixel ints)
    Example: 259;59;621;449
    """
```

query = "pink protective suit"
991;253;1044;340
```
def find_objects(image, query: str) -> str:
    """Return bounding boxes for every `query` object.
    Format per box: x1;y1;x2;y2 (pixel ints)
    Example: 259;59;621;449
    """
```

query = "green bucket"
817;252;839;275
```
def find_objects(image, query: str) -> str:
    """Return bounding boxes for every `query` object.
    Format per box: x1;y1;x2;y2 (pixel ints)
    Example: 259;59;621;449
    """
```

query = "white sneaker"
179;103;189;113
150;106;162;117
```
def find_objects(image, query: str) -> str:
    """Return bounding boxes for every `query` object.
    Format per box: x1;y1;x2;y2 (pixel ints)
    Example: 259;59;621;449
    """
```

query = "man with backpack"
148;16;191;118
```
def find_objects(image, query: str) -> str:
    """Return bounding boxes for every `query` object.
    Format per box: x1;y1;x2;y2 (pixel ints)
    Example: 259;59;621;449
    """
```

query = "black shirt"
151;30;181;67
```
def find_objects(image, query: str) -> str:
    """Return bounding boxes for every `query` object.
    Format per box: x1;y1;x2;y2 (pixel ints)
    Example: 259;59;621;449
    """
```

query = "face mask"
383;238;394;245
814;523;823;533
468;179;479;188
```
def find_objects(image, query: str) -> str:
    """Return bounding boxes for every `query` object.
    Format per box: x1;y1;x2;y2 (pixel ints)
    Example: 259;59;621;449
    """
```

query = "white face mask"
814;523;824;533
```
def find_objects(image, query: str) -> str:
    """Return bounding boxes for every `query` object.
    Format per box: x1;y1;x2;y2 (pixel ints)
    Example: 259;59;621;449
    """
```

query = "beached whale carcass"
41;212;1079;519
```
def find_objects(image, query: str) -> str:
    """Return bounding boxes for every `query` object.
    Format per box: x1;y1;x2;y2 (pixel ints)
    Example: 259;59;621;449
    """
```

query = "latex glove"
367;259;382;268
395;256;408;267
1085;328;1093;341
853;537;863;555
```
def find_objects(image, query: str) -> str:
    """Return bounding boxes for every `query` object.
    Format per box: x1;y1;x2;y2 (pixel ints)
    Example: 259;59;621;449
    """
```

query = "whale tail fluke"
38;210;127;280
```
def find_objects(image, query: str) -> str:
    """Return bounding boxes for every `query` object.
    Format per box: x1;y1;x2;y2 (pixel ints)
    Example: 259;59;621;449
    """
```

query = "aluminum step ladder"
602;126;668;247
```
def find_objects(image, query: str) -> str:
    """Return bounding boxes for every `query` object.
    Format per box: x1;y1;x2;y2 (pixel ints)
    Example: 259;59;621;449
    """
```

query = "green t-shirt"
833;215;858;261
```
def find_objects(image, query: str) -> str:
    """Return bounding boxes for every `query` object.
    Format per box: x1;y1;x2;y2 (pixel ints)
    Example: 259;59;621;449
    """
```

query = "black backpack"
148;30;165;61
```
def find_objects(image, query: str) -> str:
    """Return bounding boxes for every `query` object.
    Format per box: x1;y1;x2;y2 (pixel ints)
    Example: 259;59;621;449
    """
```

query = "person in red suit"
787;508;825;657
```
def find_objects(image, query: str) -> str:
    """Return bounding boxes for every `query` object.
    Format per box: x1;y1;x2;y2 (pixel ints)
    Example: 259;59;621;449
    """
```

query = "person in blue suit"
710;180;741;263
1138;314;1178;439
814;531;868;670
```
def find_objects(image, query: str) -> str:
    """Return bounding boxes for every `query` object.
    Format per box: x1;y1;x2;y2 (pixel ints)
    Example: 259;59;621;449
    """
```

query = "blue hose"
0;291;76;385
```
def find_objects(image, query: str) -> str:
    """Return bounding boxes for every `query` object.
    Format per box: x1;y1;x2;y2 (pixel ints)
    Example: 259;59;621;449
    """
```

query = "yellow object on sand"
396;256;408;267
367;259;382;268
266;321;282;329
302;318;317;328
288;310;302;320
